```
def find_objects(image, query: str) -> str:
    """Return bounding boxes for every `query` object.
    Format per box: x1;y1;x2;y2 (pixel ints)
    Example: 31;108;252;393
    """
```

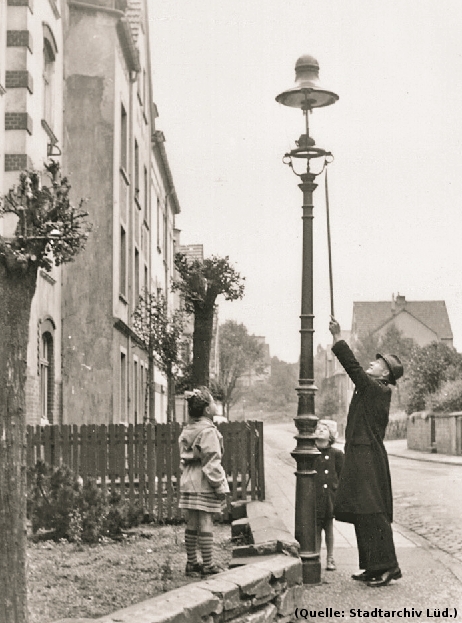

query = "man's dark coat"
332;340;394;523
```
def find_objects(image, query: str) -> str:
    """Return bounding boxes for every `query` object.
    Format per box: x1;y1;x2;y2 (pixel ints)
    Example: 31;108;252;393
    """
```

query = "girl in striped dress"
178;387;230;576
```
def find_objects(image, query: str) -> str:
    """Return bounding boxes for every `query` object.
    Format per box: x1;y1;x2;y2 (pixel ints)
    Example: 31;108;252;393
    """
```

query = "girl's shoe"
201;563;224;576
185;562;202;577
326;557;336;571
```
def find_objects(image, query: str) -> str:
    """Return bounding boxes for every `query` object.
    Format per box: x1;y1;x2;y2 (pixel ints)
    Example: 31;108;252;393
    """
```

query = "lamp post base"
300;552;322;585
292;412;321;585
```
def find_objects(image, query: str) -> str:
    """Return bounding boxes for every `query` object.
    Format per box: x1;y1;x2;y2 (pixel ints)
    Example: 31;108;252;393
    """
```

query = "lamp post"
276;55;338;584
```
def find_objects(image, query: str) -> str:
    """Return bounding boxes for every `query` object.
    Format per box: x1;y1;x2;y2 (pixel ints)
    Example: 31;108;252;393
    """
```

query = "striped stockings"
185;529;198;564
198;531;213;567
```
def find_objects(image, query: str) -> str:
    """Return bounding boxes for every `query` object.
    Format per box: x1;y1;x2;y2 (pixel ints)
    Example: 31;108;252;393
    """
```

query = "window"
40;332;54;424
163;205;168;261
120;226;126;297
120;351;127;422
134;248;140;306
120;104;127;171
133;359;139;425
156;197;161;249
134;140;139;204
140;364;145;422
43;36;56;128
144;264;148;294
143;166;148;222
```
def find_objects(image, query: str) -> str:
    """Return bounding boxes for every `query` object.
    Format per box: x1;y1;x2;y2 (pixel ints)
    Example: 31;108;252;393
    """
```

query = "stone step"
228;554;282;568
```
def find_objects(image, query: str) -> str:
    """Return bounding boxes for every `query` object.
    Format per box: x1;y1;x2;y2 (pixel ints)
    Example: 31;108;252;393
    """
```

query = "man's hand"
329;316;341;343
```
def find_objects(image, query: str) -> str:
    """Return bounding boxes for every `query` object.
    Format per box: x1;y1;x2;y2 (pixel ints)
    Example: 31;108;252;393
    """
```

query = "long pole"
325;167;334;318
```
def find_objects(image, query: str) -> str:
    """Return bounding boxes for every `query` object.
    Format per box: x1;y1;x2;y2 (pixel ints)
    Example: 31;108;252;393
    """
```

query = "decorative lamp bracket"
283;150;334;178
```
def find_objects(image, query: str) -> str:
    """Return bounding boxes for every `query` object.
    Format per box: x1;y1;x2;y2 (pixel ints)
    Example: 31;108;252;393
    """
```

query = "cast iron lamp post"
276;55;338;584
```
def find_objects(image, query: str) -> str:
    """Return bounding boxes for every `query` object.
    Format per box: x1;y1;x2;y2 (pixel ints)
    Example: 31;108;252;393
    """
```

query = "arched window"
43;25;58;129
40;331;54;424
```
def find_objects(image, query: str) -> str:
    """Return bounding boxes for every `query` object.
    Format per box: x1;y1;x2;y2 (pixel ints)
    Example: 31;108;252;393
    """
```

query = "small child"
178;387;230;577
314;419;344;571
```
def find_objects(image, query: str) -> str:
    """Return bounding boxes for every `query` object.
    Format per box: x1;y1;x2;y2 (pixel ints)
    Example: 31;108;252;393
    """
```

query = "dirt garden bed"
27;522;233;623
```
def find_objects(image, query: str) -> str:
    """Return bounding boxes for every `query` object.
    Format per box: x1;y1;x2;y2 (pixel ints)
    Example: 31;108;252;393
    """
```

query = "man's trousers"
354;513;398;573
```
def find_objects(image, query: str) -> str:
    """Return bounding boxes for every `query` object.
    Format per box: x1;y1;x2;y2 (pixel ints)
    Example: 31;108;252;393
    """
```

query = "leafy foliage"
132;290;186;421
426;378;462;413
244;357;298;409
218;320;266;416
354;324;417;370
133;290;186;380
317;390;339;419
0;160;91;274
406;342;462;414
27;461;143;543
267;357;298;404
173;253;245;314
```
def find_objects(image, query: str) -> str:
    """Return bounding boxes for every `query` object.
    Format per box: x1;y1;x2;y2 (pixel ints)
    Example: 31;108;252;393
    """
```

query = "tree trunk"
166;365;172;424
0;265;37;623
171;378;176;423
148;352;155;423
192;305;215;387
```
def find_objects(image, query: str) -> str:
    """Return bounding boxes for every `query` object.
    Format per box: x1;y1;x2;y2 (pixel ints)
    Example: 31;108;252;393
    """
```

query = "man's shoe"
367;566;402;587
185;562;202;577
352;570;373;582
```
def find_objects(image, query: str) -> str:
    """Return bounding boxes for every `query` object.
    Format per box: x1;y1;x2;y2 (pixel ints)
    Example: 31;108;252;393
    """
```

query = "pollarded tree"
173;253;245;388
132;290;186;423
0;161;91;623
218;320;266;418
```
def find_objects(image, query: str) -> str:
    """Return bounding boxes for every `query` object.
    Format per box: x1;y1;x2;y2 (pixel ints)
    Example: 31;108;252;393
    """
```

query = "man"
329;317;403;587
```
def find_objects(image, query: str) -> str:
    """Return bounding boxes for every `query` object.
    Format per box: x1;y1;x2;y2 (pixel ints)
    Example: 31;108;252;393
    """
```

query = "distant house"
351;294;453;349
237;336;271;388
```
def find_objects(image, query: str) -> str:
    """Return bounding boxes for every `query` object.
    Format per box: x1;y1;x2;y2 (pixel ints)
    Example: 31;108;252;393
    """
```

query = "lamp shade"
276;54;338;109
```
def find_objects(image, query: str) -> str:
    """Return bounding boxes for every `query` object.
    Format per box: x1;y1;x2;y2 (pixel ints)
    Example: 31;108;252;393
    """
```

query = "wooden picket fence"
26;420;265;522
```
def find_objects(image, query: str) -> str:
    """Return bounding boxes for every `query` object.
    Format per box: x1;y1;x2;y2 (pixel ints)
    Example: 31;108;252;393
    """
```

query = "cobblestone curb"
54;555;303;623
230;501;300;566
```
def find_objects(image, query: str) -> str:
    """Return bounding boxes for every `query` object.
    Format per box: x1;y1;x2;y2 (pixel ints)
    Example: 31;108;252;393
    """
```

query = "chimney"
391;293;396;314
396;294;406;309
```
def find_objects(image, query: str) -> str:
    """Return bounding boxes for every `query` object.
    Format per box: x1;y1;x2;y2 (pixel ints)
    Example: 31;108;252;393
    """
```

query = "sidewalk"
385;438;462;466
264;432;462;622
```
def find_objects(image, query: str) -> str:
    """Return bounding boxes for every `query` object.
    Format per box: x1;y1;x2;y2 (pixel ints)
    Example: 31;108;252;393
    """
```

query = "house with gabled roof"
351;294;453;349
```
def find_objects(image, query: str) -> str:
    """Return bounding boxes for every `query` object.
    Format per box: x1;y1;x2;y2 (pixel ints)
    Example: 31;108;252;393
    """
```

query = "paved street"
263;421;462;622
392;455;462;562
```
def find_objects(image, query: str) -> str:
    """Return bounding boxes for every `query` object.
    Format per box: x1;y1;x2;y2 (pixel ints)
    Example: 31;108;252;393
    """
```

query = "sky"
148;1;462;363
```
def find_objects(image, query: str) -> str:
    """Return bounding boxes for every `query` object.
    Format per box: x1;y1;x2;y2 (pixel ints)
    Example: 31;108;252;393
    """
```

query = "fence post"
100;425;107;498
146;423;155;519
256;421;265;501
